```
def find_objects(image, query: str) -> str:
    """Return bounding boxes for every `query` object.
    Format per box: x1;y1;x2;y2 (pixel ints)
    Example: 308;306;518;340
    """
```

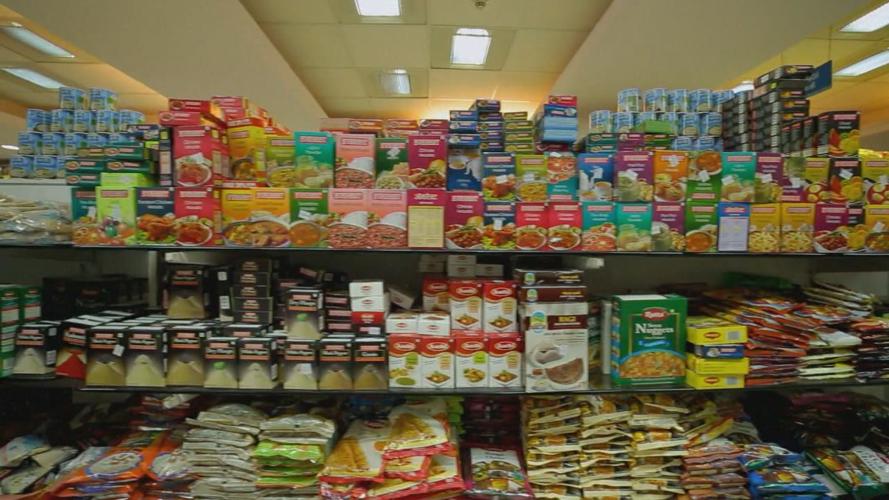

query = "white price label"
112;344;124;357
840;169;853;180
217;270;227;281
495;175;508;184
523;173;536;182
759;173;772;183
790;177;803;188
299;209;313;220
699;170;710;182
723;174;736;185
493;219;503;230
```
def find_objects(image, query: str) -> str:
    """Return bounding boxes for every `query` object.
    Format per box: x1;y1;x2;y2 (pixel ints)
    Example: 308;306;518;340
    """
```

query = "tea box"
748;203;781;253
615;202;652;252
686;151;722;202
482;201;515;250
828;158;863;205
651;202;685;252
375;137;409;189
614;151;653;202
581;201;616;252
407;135;447;188
814;203;849;254
289;189;329;248
334;133;375;189
547;201;582;251
611;294;687;385
780;203;815;253
653;150;688;202
515;154;547;202
720;152;755;203
292;131;335;188
862;159;889;205
515;202;548;250
546;152;578;201
577;153;614;202
328;188;369;249
95;187;136;246
407;189;445;249
481;152;516;201
684;201;718;253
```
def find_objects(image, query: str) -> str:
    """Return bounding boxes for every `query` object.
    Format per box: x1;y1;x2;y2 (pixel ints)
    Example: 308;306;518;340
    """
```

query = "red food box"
445;190;484;250
328;188;369;249
174;187;221;247
546;201;582;251
422;275;449;312
168;98;225;124
515;202;547;250
408;135;447;188
652;201;685;252
334;134;375;188
487;331;522;388
173;126;223;188
385;119;418;130
368;189;407;248
159;110;220;128
548;95;578;106
348;119;384;135
814;203;849;254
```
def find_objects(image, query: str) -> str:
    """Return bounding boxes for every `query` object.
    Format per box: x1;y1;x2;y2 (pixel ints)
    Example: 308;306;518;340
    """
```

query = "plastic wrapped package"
0;195;71;243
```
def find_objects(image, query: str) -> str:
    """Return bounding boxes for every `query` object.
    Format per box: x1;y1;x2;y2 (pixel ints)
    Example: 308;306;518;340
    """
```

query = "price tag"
495;175;508;184
494;218;503;230
723;174;736;185
592;167;603;179
790;177;803;188
299;209;313;220
112;344;125;357
217;270;227;281
880;175;888;185
523;173;536;182
366;327;381;336
699;170;710;182
875;222;886;233
759;173;772;183
840;169;853;180
624;170;638;181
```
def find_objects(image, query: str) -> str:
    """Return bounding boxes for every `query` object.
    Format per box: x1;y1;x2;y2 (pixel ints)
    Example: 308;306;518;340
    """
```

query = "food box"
546;201;581;251
173;126;222;188
482;201;515;250
523;301;588;392
99;172;152;187
455;333;488;388
334;133;375;188
133;188;176;245
515;154;547;202
748;203;781;253
651;202;685;252
481;152;516;201
717;203;750;252
289;188;329;248
686;354;749;375
848;206;866;252
546;152;577;201
95;187;136;246
720;152;755;202
71;188;99;245
863;159;889;204
289;131;334;189
653;150;688;202
444;190;483;250
222;188;290;247
829;158;863;205
817;111;860;158
265;135;295;187
754;152;783;203
577;153;614;202
419;336;454;389
802;157;831;203
174;187;221;247
814;203;850;254
449;279;483;333
615;202;652;252
375;137;409;189
407;135;447;188
611;294;687;385
864;204;889;252
407;188;445;249
482;280;517;334
328;188;369;249
781;202;815;253
367;189;407;248
684;202;718;252
581;201;616;251
488;332;522;388
422;276;449;312
515;202;548;250
614;151;653;202
447;146;482;191
227;117;267;185
686;371;745;389
687;151;722;202
417;312;450;336
686;316;747;345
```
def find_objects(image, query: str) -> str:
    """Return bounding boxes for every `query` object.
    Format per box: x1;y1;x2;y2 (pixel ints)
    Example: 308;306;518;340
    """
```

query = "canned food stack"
684;315;749;390
533;95;577;153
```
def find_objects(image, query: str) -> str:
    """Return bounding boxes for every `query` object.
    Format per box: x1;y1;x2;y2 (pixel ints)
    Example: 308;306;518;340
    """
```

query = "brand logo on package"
463;341;484;350
427;341;449;352
704;331;720;340
705;376;719;384
456;286;477;295
642;307;669;321
255;191;285;200
300;135;329;144
393;341;415;350
490;287;512;298
494;340;517;350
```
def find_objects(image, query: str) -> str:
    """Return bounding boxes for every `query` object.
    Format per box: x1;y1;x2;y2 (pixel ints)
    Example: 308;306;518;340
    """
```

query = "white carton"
385;312;418;334
351;293;390;312
417;312;450;336
349;280;385;298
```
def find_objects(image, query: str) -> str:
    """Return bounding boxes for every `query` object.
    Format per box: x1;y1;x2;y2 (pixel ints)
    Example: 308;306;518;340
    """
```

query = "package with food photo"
651;201;685;252
684;201;718;253
173;187;220;247
864;204;889;252
375;137;409;189
615;202;652;252
546;201;581;251
610;294;687;385
780;203;815;253
862;158;889;204
515;202;548;250
328;188;369;249
581;201;616;251
687;150;722;202
523;301;588;392
814;203;849;254
407;135;447;188
367;189;407;249
720;152;755;203
748;203;780;253
577;152;614;201
287;131;334;188
653;150;688;202
614;151;653;202
444;190;484;250
289;188;329;248
221;188;291;247
482;201;516;250
334;133;375;188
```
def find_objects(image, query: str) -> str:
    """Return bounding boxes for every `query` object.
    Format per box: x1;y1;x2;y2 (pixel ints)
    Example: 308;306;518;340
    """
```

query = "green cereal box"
615;202;652;252
289;188;329;248
685;201;718;253
687;151;722;202
375;138;409;189
611;294;687;385
720;152;756;203
20;287;40;321
581;201;616;251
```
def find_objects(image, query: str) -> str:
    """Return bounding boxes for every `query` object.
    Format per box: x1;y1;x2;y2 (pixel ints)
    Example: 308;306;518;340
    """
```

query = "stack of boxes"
504;111;533;154
447;109;482;191
1;285;42;377
685;315;749;389
534;95;577;153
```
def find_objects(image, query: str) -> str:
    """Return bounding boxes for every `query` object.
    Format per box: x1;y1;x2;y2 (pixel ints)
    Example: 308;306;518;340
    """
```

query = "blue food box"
449;110;478;120
478;121;503;132
32;155;59;179
26;109;48;132
446;147;482;191
449;120;478;133
108;132;137;145
538;103;577;118
537;116;578;130
50;109;73;133
447;134;481;148
59;87;87;110
89;88;118;111
63;133;87;156
577;153;614;202
471;99;500;112
689;343;745;359
41;133;64;155
480;141;504;152
118;110;145;129
73;110;94;133
95;110;119;133
18;132;42;155
480;131;504;141
9;156;32;178
478;111;502;121
86;133;109;148
536;128;576;143
481;152;516;201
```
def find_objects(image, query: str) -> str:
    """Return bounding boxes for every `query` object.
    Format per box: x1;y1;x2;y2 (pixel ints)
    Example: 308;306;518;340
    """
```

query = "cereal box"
547;201;582;251
515;154;547;201
449;279;482;333
848;206;867;252
615;151;653;202
227;117;267;185
862;159;889;205
289;189;329;248
133;187;176;245
581;201;616;251
174;187;220;247
488;332;522;388
71;188;99;245
814;203;849;254
611;294;687;385
407;188;445;249
684;202;718;252
816;111;859;158
419;336;454;389
334;133;375;188
828;158;863;205
652;202;685;252
717;203;750;252
754;152;783;203
445;191;484;250
482;201;515;250
615;202;652;252
455;333;488;388
368;189;407;248
864;204;889;252
720;152;755;202
328;188;369;249
388;334;421;389
748;203;781;253
375;138;409;189
292;131;334;188
483;280;517;334
447;146;482;191
515;202;548;250
174;126;222;188
653;150;688;202
780;202;815;253
481;152;516;201
407;135;447;188
95;187;136;246
577;153;614;201
422;276;449;313
687;151;722;202
546;152;578;201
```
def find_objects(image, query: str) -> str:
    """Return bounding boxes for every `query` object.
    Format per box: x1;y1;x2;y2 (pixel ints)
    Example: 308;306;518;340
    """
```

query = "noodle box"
862;159;889;204
482;201;515;250
407;188;445;249
289;189;328;248
368;189;407;249
864;204;889;253
95;187;136;246
546;201;582;251
651;202;685;252
515;202;548;250
407;135;447;188
173;126;223;188
611;294;687;386
685;370;744;389
577;153;614;202
780;203;815;253
814;203;849;254
546;152;578;201
133;188;175;246
685;202;718;253
581;202;616;252
328;188;369;249
615;202;652;252
226;117;267;186
449;279;483;333
334;133;375;189
481;152;516;201
445;190;484;250
717;203;750;252
174;187;221;247
748;203;780;253
455;333;488;388
488;332;522;388
375;137;409;189
482;280;517;334
419;336;454;389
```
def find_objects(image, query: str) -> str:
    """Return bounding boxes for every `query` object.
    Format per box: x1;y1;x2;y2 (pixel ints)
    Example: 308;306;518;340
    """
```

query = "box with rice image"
611;294;687;385
522;300;588;392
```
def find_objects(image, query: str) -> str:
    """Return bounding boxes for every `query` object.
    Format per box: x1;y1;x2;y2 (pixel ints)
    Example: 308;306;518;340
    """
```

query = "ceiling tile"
299;68;368;97
34;63;158;93
503;29;588;72
341;25;429;67
263;24;353;68
427;0;608;30
242;0;338;24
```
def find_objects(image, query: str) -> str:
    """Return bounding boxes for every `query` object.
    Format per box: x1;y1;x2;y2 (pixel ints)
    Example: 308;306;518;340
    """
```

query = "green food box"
615;202;652;252
290;188;329;248
96;187;136;245
104;145;148;160
0;285;22;326
105;159;155;175
375;138;408;189
0;351;12;378
71;187;98;244
611;293;687;385
687;151;722;202
20;287;40;321
100;172;153;187
720;152;756;203
2;324;16;354
292;131;334;188
685;201;718;253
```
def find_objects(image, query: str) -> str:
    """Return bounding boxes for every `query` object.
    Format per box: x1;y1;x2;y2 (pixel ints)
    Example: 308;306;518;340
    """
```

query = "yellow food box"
748;203;780;253
780;202;815;253
686;370;745;390
864;204;889;253
686;353;749;375
686;316;747;345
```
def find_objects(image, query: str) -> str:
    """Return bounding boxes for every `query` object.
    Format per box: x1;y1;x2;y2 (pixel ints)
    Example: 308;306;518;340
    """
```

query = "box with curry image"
226;117;267;185
286;131;334;188
221;188;291;247
610;294;687;386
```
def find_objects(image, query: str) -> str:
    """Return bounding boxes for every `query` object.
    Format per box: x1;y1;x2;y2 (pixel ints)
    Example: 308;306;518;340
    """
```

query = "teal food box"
611;294;687;385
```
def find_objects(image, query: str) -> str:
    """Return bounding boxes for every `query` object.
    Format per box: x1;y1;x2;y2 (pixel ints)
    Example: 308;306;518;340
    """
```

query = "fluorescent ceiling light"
2;68;65;89
835;49;889;76
841;3;889;32
380;69;411;95
1;144;19;151
451;28;491;66
732;80;754;93
355;0;400;17
1;22;74;58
